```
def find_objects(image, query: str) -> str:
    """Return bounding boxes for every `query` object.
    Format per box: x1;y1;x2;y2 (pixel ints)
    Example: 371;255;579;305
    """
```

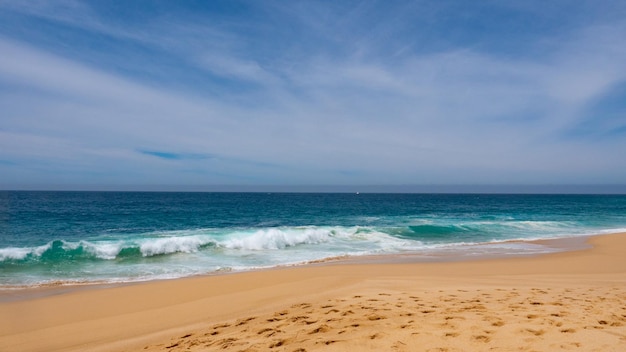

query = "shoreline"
1;232;625;351
0;232;598;299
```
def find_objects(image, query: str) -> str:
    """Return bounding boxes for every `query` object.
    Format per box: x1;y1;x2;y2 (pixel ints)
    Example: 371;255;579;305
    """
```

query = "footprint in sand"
268;339;290;348
491;320;505;327
524;328;545;336
309;324;331;334
235;316;257;326
291;303;312;309
213;337;239;349
473;335;491;343
367;314;386;321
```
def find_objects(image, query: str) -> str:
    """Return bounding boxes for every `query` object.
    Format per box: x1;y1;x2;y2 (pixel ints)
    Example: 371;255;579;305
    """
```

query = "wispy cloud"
139;150;214;161
1;1;625;187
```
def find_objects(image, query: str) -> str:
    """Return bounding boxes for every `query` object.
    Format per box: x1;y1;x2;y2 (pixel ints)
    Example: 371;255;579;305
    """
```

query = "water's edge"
0;233;605;303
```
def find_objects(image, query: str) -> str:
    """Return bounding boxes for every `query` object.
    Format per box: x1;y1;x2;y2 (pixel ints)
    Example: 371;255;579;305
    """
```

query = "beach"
0;233;624;351
3;1;626;350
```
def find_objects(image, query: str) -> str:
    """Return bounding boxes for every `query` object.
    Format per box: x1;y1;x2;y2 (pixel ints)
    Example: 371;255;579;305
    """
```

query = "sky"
1;0;625;191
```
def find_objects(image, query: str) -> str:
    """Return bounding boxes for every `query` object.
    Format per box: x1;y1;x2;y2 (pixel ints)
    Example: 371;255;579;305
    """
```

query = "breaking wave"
0;226;418;265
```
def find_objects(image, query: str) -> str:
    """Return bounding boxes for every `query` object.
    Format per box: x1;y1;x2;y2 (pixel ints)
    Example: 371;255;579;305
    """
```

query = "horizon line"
2;184;626;194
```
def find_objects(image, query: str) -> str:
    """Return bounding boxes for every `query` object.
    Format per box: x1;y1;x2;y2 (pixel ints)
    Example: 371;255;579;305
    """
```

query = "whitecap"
139;236;212;256
219;227;335;250
0;247;32;261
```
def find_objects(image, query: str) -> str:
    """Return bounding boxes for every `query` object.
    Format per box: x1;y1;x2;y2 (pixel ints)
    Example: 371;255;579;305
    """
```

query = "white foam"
139;236;212;257
0;247;32;261
503;220;573;230
32;242;53;257
0;242;54;261
219;227;336;250
81;241;123;260
595;227;626;235
216;226;424;254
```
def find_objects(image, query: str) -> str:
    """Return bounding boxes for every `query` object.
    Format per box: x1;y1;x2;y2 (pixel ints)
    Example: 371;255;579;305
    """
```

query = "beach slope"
1;233;625;351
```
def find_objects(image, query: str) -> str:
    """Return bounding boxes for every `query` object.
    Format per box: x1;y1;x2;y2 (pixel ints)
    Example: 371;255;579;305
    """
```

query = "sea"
1;191;626;288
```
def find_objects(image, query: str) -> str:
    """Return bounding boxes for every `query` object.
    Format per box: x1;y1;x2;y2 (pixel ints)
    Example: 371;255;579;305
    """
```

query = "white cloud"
1;2;625;186
197;54;275;83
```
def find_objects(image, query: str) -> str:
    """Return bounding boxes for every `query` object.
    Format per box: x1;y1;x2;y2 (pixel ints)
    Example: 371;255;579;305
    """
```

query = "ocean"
1;191;625;287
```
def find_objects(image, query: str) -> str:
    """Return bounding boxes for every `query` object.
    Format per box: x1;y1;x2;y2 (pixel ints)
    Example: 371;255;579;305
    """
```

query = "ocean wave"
406;224;467;236
0;240;120;263
2;224;624;288
0;220;602;267
139;236;215;256
0;236;217;264
216;226;421;252
219;227;345;250
401;220;580;238
0;247;33;261
0;226;422;265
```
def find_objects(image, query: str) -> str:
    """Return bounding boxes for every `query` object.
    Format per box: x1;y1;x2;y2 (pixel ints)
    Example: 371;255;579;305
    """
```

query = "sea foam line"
0;226;417;262
3;222;617;264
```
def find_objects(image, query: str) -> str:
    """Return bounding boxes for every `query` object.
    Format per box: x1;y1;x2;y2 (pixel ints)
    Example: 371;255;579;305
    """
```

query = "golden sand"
1;233;625;351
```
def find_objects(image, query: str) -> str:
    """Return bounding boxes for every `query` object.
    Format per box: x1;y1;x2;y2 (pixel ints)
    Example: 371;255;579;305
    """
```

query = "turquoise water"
1;192;625;287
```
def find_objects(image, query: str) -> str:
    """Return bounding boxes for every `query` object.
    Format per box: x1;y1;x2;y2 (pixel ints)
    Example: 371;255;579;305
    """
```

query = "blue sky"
1;0;625;190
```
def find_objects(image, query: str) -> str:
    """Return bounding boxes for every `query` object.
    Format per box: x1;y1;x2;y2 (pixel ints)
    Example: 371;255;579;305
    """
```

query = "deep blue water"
1;192;625;287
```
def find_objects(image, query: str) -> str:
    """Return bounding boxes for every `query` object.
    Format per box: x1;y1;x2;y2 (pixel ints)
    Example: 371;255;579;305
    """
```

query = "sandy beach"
1;233;625;352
